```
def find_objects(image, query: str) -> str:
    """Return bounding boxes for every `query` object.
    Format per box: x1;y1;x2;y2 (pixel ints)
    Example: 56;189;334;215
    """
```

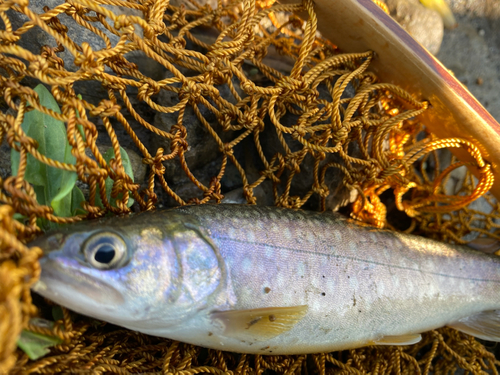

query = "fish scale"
31;204;500;354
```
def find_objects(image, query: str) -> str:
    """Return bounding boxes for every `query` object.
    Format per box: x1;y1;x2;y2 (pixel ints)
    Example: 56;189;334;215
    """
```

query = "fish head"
31;211;225;332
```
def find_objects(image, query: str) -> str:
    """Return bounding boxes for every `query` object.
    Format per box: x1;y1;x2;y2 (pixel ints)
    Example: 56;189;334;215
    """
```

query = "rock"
447;0;500;18
244;80;358;211
222;180;275;206
156;154;242;207
386;0;444;54
436;15;500;122
150;88;222;184
7;0;164;100
0;141;12;180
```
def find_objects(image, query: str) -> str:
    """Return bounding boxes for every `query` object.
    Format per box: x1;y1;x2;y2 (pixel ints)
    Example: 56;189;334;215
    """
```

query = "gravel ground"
436;0;500;122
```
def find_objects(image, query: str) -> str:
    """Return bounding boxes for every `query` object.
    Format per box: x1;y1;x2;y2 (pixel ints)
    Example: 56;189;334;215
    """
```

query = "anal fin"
448;310;500;342
371;333;422;346
211;305;308;341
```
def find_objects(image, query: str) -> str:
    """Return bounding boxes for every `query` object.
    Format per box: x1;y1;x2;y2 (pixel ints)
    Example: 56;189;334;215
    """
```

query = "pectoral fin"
371;333;422;346
448;310;500;342
211;305;308;341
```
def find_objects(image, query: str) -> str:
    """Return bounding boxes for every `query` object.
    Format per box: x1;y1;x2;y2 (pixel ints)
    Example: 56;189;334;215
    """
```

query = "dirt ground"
437;0;500;122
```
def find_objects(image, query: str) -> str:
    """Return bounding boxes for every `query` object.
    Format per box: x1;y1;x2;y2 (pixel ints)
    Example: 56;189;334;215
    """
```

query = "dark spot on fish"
348;275;350;279
264;287;271;294
208;332;213;336
269;314;276;322
322;275;325;278
260;346;270;351
321;292;326;296
246;317;261;329
353;296;356;306
358;310;362;313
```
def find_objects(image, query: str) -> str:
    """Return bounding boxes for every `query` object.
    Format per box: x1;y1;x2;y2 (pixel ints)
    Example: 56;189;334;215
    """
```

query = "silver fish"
31;204;500;355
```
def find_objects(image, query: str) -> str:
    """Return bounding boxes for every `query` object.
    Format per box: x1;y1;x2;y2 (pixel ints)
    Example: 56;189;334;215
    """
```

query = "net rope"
0;0;499;372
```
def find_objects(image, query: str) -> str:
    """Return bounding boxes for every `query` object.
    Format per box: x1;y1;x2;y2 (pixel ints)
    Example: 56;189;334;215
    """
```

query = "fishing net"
0;0;499;372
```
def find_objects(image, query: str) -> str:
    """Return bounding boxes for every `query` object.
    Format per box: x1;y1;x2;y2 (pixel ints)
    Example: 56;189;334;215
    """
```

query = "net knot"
28;56;49;75
90;100;121;117
81;202;106;216
242;185;258;205
114;15;135;35
102;80;127;92
148;20;167;36
170;36;186;49
285;154;302;174
138;79;161;101
312;183;329;198
204;177;223;202
74;43;103;73
40;46;65;70
0;31;20;44
331;127;349;145
180;81;201;102
276;76;305;92
170;125;189;153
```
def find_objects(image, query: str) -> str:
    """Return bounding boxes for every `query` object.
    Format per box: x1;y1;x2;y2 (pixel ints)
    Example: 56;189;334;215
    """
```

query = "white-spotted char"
31;204;500;354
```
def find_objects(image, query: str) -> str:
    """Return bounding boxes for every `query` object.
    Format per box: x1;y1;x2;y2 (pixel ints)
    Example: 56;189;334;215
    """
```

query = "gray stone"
448;0;500;18
436;13;500;122
156;153;242;207
387;0;444;54
150;88;223;185
222;180;275;206
0;140;12;180
6;0;164;100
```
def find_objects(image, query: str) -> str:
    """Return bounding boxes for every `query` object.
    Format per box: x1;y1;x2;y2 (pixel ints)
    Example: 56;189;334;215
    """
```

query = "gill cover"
166;219;228;310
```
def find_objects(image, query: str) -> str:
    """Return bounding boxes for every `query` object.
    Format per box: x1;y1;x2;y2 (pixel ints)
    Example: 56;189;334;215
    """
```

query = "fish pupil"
94;245;116;264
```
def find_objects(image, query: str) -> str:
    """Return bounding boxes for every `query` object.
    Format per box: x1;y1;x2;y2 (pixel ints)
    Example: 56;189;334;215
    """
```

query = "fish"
31;204;500;355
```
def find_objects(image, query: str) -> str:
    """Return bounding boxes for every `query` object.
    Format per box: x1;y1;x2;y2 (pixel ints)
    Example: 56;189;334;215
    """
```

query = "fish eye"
83;232;127;270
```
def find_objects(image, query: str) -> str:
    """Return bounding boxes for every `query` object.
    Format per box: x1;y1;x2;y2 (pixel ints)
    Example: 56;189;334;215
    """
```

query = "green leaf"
50;141;78;217
10;84;87;223
17;318;62;360
71;186;86;215
96;147;135;208
52;306;64;321
76;94;86;142
33;185;46;207
10;84;78;214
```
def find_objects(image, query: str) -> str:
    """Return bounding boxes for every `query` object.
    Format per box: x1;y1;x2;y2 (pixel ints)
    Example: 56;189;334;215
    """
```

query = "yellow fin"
211;305;308;341
372;333;422;346
448;310;500;342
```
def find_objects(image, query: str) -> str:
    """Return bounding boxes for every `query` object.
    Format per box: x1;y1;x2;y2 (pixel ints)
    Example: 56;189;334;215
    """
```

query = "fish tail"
448;310;500;342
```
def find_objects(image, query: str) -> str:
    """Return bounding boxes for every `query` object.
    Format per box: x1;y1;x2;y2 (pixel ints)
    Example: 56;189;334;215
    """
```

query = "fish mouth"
36;257;125;310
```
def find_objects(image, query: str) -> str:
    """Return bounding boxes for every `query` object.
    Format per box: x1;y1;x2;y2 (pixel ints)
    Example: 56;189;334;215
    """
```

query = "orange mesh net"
0;0;499;372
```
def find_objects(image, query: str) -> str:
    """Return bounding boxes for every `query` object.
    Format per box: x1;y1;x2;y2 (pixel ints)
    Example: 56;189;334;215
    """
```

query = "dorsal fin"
448;310;500;341
211;305;308;341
